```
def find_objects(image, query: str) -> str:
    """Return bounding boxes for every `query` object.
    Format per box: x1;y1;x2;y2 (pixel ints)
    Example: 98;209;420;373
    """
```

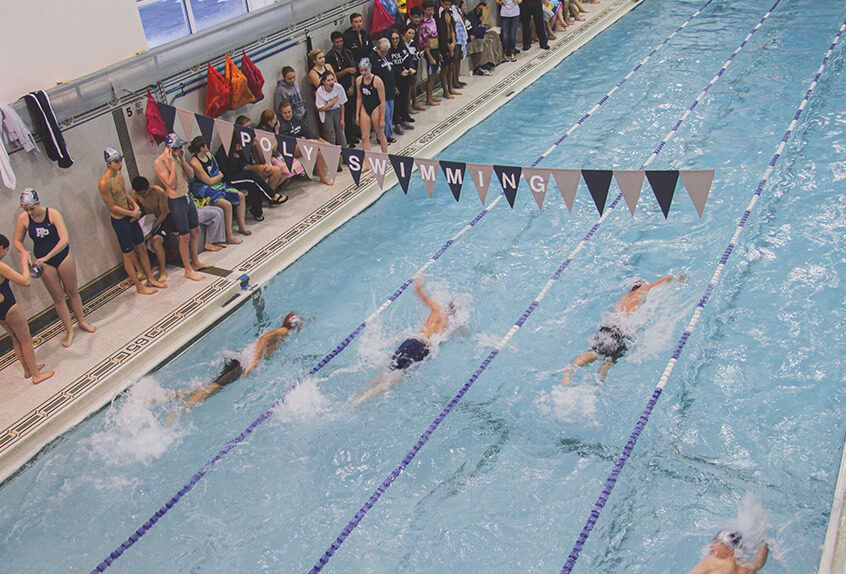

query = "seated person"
215;136;287;223
255;110;309;180
235;115;290;192
277;100;334;185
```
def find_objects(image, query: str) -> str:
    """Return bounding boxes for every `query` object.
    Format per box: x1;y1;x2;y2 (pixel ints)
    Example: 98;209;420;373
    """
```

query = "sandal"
269;193;288;206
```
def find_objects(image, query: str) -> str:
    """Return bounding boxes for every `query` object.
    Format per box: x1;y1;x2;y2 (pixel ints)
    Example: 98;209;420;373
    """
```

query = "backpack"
145;89;168;144
240;51;265;102
205;63;231;118
226;54;256;109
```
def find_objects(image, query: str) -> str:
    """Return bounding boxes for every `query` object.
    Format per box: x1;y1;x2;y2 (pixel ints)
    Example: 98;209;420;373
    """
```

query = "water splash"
538;384;599;425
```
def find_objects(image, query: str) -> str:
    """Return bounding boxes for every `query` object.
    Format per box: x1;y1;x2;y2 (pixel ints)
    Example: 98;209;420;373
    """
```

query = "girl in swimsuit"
0;234;54;384
13;188;95;348
355;58;389;154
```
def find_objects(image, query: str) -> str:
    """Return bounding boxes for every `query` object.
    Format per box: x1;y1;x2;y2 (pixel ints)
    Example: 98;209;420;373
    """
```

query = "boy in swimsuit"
98;147;166;295
686;531;768;574
354;280;451;406
561;275;680;385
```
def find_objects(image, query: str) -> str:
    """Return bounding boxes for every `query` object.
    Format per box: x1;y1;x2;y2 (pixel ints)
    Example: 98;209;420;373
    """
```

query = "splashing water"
699;493;770;567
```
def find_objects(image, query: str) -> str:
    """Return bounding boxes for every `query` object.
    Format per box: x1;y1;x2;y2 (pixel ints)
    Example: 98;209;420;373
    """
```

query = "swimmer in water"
168;313;304;417
354;280;452;407
686;530;768;574
562;275;682;385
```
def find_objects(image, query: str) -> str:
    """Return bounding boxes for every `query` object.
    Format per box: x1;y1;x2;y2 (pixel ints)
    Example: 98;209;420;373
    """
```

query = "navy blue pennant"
158;103;176;133
194;113;215;148
389;154;415;194
275;134;297;171
342;148;366;186
581;170;613;215
233;124;255;163
493;165;522;208
439;161;467;202
645;170;679;219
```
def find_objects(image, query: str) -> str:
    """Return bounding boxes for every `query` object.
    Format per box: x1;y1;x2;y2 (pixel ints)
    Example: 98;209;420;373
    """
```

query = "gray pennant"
550;169;581;212
366;152;391;189
614;170;645;215
466;163;494;205
298;140;319;176
175;107;195;141
215;119;234;156
523;167;553;210
415;158;440;197
318;143;342;181
680;169;714;218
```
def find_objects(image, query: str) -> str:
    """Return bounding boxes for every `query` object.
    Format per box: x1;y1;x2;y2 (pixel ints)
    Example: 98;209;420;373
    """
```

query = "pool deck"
3;0;845;569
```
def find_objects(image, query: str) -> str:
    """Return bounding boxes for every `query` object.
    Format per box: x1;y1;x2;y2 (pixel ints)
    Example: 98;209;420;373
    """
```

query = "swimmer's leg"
354;371;403;407
561;350;598;386
597;359;616;382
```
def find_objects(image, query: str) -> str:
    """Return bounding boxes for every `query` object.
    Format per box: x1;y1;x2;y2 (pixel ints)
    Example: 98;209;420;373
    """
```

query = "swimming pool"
1;0;844;572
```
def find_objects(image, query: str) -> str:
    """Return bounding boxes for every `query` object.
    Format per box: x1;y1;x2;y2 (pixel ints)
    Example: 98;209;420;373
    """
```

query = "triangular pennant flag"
175;108;195;141
645;170;679;219
581;170;613;216
366;152;391;189
254;129;275;166
466;163;494;205
523;167;552;210
298;140;320;176
158;102;176;133
195;113;215;149
389;154;415;194
550;169;580;212
614;170;645;215
233;124;255;163
342;147;366;186
276;134;297;171
215;119;234;156
318;142;341;181
494;165;522;208
415;158;439;197
439;161;466;202
680;169;714;218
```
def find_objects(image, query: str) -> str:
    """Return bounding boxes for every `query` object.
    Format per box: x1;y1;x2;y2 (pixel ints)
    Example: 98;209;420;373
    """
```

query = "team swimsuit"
28;208;69;268
211;358;244;388
389;336;430;371
0;278;15;321
360;76;381;115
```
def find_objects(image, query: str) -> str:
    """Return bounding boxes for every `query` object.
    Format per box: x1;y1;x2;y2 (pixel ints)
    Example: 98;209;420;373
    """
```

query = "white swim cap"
20;188;40;206
713;530;743;551
630;277;647;291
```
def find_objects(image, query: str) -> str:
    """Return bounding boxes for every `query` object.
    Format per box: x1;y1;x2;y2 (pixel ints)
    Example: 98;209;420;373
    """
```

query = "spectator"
419;0;443;106
388;28;417;133
187;136;250;245
307;49;336;93
235;115;292;193
0;234;54;384
497;0;521;62
255;110;309;180
13;188;95;348
437;0;462;99
274;66;307;124
214;136;286;223
402;18;426;114
355;59;389;154
343;12;373;65
521;0;550;51
314;71;348;150
277;100;335;185
98;147;164;294
369;37;399;142
325;31;359;146
451;0;470;88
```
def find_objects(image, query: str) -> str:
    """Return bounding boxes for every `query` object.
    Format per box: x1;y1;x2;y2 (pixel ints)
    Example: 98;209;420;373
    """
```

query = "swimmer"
354;280;452;407
686;530;768;574
168;313;304;418
562;275;682;385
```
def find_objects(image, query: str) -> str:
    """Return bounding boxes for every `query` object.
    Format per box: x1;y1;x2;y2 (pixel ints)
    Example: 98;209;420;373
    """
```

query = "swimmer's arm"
153;155;177;191
752;541;768;569
414;281;440;312
98;177;140;219
642;275;674;293
12;213;31;262
0;258;31;287
182;383;220;411
244;327;289;375
354;372;401;407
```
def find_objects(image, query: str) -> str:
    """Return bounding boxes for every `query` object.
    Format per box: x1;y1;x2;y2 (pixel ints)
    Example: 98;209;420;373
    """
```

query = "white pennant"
215;119;234;156
522;167;552;210
680;170;714;218
550;169;581;212
318;143;342;181
254;129;275;166
614;170;645;215
367;152;391;189
466;163;493;205
176;108;195;142
415;158;439;197
298;140;320;176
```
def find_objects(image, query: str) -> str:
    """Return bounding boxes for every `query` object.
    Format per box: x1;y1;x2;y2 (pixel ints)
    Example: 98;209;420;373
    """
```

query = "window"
137;0;249;48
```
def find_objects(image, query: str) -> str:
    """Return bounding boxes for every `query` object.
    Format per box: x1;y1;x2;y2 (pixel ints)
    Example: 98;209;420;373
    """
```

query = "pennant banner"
342;147;366;186
195;113;215;149
158;103;176;133
415;158;439;197
680;169;714;218
581;170;613;216
614;170;645;215
367;152;391;189
276;135;297;171
176;108;195;142
389;154;415;194
494;165;522;208
233;124;255;163
254;129;275;166
551;169;580;212
298;139;320;176
215;119;234;156
645;170;679;219
466;163;493;205
439;160;466;202
319;143;342;182
523;167;552;210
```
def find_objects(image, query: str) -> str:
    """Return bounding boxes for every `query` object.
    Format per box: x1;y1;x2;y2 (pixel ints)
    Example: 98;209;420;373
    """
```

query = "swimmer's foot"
194;261;214;270
427;98;441;106
320;176;334;185
137;284;158;295
443;93;455;99
203;242;223;251
24;363;46;378
238;227;252;236
148;278;167;289
62;330;74;348
185;270;206;281
79;321;96;334
157;269;169;283
32;369;55;385
227;236;243;245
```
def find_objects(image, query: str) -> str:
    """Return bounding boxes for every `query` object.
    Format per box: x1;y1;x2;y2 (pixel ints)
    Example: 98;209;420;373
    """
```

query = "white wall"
0;0;147;104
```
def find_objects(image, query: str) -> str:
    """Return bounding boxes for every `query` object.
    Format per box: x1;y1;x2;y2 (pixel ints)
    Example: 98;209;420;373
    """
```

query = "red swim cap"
283;313;303;330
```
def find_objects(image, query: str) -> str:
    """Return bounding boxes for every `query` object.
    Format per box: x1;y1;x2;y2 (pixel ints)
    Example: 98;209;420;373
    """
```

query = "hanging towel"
0;137;15;189
24;90;73;168
0;103;38;153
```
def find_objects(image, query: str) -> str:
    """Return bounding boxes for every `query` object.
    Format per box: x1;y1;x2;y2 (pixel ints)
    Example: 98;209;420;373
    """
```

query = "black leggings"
227;171;273;218
395;80;411;124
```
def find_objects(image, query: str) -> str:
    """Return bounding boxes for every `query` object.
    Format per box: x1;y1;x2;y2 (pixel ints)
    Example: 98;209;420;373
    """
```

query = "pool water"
2;0;845;572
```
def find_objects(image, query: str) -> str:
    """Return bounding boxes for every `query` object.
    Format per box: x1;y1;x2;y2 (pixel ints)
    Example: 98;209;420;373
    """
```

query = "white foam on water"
272;377;335;424
698;493;770;567
537;383;599;425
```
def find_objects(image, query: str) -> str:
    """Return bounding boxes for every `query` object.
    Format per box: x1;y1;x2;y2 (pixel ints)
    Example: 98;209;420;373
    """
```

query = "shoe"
522;46;531;52
387;136;397;144
348;142;356;149
510;55;517;62
406;116;416;122
540;45;550;50
269;193;288;206
514;49;520;54
401;122;414;130
394;125;405;135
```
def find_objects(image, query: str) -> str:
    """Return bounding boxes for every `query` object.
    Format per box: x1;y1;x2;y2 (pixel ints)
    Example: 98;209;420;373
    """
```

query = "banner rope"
560;15;846;574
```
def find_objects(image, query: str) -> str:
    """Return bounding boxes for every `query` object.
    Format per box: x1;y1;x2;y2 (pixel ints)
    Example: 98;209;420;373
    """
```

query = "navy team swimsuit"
0;278;15;321
28;208;69;268
389;336;430;371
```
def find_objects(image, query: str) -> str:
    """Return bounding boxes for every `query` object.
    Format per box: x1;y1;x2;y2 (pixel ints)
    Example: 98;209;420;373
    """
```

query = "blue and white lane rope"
89;2;718;571
307;1;786;570
560;18;846;574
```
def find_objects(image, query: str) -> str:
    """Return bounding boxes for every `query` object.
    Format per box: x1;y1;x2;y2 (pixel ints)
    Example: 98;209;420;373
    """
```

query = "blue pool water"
2;0;845;572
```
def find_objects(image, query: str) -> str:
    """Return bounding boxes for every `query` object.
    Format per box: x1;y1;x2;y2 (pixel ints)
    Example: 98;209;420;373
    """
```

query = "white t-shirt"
314;83;348;123
500;0;520;18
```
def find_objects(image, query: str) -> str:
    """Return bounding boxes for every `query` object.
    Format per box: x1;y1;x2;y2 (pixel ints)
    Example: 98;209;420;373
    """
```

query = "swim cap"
713;530;743;551
30;263;44;279
165;133;184;149
630;277;647;291
283;313;303;330
358;57;372;70
104;147;123;163
20;188;40;206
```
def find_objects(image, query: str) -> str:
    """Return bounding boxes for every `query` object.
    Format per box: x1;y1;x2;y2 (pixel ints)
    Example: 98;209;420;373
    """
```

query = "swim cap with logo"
713;530;743;551
20;188;40;206
104;147;123;163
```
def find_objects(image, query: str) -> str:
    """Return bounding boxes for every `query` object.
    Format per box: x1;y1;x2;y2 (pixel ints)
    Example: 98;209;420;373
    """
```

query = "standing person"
0;234;54;384
436;0;462;99
418;0;442;106
314;71;348;149
343;12;373;65
561;276;681;385
686;531;768;574
451;0;470;88
389;28;417;133
307;49;336;93
277;100;335;185
13;189;96;348
402;20;426;114
274;66;308;124
498;0;521;61
355;59;389;154
153;134;209;282
521;0;549;51
325;31;359;146
369;38;398;142
98;147;164;295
